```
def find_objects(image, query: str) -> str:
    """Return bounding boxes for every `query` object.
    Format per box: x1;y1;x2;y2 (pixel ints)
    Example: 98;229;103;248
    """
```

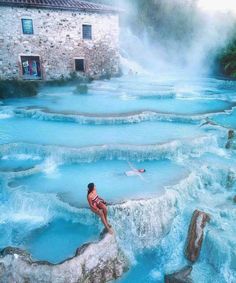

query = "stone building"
0;0;120;80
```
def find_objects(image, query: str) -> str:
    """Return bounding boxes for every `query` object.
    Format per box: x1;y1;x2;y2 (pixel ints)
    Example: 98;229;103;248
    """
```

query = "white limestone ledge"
0;231;129;283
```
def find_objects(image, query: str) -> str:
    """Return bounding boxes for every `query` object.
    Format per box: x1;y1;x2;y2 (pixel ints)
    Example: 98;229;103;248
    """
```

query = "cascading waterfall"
0;75;236;282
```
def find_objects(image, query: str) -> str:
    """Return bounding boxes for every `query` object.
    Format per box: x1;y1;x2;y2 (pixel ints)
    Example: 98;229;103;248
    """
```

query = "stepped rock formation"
185;210;210;263
164;265;193;283
0;232;128;283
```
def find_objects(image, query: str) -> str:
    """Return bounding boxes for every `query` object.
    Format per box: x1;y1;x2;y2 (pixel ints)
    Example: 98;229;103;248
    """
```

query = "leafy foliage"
0;80;39;99
218;38;236;78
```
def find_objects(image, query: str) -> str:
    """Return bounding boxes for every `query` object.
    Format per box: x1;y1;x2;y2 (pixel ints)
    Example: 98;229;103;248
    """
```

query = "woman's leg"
91;204;112;233
97;210;113;233
98;203;111;227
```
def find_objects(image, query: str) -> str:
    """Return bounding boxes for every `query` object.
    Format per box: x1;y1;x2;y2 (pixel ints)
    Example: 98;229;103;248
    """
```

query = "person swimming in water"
125;162;146;180
87;183;113;234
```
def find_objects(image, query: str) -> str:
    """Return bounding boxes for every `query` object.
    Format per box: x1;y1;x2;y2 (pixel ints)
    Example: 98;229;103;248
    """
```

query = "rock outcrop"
185;210;210;263
226;169;235;189
165;210;210;282
225;129;235;149
0;232;128;283
164;265;193;283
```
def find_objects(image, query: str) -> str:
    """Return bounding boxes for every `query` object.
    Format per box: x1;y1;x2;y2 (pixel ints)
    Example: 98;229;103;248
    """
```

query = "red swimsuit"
91;194;105;209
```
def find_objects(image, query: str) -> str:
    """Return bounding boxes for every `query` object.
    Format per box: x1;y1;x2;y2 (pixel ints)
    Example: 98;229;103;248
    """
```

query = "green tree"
218;37;236;78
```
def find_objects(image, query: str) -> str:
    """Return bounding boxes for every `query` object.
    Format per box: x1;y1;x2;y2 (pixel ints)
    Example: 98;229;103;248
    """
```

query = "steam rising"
198;0;236;13
97;0;236;76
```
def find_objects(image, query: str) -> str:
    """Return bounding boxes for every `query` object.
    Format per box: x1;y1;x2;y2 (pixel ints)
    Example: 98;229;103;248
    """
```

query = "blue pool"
0;74;236;282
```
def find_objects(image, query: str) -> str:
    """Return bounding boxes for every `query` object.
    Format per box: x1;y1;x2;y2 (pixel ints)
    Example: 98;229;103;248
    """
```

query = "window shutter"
82;25;92;40
22;19;34;35
75;59;85;72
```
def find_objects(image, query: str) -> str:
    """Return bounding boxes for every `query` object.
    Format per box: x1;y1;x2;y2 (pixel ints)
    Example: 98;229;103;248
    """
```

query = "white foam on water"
0;113;12;119
0;184;94;230
13;105;236;126
0;135;224;165
1;75;236;281
0;106;15;119
1;154;41;161
149;270;162;281
40;156;61;178
108;167;211;254
0;156;235;281
0;191;52;226
199;229;236;283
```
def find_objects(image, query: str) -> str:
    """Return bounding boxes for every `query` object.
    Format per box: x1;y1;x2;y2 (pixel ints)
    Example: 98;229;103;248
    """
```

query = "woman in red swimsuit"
87;183;113;234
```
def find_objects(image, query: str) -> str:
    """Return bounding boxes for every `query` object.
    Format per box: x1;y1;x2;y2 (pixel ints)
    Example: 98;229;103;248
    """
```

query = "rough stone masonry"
0;0;120;80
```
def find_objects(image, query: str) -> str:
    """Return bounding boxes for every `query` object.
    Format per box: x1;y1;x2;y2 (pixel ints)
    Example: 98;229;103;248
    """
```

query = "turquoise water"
0;75;236;281
0;117;207;146
212;107;236;129
9;160;188;205
24;219;100;263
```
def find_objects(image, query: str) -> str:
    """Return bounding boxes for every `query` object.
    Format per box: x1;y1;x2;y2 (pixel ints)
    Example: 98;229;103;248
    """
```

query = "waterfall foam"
2;154;41;161
0;135;224;166
9;106;236;125
0;113;12;119
106;165;234;253
1;74;236;281
0;155;235;280
40;156;62;177
0;170;203;256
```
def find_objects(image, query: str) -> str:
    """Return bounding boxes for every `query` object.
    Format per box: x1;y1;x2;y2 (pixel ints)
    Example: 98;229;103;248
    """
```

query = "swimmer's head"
87;182;95;195
138;169;146;173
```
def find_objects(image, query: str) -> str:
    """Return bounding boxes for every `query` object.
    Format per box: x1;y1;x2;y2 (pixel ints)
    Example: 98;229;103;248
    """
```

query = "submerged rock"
0;232;128;283
164;265;193;283
226;169;235;189
228;129;235;140
225;129;235;149
233;195;236;203
185;210;210;263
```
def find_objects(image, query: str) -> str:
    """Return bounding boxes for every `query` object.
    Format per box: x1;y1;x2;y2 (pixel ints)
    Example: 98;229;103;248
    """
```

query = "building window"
82;24;92;40
75;59;85;72
21;19;34;35
21;56;41;79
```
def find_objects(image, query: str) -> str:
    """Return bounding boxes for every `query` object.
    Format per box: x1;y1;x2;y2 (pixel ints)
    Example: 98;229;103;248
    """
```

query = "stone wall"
0;6;120;80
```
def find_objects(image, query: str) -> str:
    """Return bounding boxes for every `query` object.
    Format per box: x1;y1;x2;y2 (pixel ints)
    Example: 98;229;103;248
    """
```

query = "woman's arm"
99;197;107;205
128;161;136;171
87;196;100;212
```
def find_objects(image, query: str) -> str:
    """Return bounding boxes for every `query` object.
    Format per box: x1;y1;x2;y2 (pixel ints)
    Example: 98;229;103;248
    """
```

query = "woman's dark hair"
87;182;95;195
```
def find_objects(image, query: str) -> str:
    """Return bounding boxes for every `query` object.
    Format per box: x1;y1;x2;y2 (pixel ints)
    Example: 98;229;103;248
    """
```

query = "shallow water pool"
8;159;188;206
0;116;208;146
0;75;236;281
24;219;100;264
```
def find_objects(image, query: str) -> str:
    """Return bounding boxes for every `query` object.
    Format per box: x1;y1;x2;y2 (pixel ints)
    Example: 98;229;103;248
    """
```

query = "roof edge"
0;0;122;14
77;0;122;13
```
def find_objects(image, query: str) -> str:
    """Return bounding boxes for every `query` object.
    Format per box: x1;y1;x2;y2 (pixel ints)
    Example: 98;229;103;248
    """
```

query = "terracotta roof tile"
0;0;119;13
